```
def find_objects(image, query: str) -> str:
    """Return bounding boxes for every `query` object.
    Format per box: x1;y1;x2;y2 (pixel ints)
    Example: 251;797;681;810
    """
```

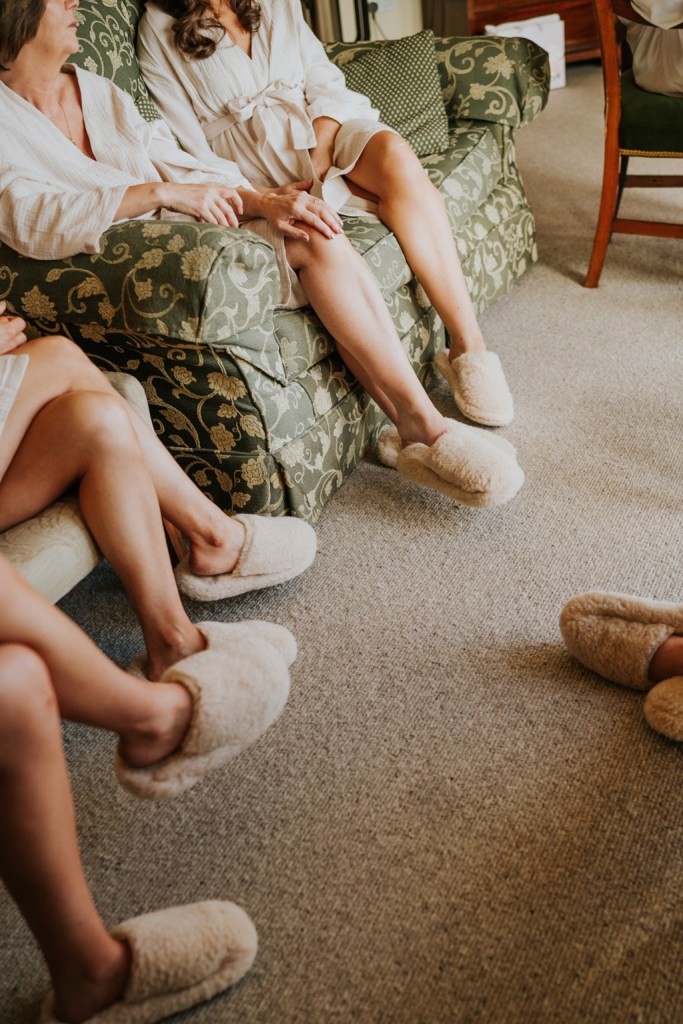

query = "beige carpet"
2;64;683;1024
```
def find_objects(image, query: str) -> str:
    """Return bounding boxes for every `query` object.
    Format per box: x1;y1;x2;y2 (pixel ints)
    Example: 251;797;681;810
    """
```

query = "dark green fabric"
71;0;161;121
325;30;449;156
620;70;683;153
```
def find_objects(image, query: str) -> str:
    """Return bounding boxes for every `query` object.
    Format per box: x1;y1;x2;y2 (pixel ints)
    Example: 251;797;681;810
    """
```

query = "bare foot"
649;635;683;683
118;681;193;769
53;937;130;1023
188;516;246;577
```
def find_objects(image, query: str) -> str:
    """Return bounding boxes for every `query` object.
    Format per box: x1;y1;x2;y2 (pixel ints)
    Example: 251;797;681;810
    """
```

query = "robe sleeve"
0;169;128;260
137;14;252;188
295;6;379;124
140;114;253;189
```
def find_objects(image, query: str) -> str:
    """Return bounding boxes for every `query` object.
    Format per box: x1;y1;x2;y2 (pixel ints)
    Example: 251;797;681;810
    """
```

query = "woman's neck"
0;53;68;113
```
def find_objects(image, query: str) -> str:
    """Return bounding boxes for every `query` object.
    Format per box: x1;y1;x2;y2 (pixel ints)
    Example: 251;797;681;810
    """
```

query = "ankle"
188;518;245;576
119;682;193;769
52;937;130;1024
448;333;486;358
144;621;204;681
396;408;447;448
649;635;683;683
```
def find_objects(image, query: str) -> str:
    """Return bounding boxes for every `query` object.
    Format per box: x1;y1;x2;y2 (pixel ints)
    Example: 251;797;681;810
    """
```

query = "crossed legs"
0;336;254;678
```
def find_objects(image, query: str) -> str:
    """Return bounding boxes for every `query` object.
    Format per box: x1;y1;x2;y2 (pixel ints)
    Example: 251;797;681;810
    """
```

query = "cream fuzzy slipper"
434;350;514;426
118;626;291;800
175;513;317;601
40;900;257;1024
127;620;298;679
559;592;683;690
644;677;683;741
375;422;523;507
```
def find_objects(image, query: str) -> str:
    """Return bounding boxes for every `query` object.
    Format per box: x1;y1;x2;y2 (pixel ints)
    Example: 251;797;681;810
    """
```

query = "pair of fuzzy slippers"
561;592;683;740
42;618;297;1024
41;517;321;1024
377;349;523;508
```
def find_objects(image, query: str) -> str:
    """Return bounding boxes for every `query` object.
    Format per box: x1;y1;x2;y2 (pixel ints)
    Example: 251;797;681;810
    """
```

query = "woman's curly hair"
153;1;262;60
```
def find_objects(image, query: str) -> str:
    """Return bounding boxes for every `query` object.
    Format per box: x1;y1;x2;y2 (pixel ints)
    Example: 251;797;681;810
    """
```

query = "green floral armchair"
0;1;549;521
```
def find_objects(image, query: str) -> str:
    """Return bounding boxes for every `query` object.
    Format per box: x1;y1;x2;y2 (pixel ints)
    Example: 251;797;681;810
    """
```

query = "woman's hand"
116;182;244;225
256;189;344;241
309;116;341;182
0;303;27;354
160;183;244;226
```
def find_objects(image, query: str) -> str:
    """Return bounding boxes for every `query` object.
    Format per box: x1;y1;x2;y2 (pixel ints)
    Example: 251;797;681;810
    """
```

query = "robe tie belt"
202;81;317;150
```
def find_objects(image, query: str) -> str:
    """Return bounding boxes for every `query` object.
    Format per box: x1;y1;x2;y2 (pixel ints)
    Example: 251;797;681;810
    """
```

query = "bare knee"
0;645;58;745
286;225;352;272
52;391;138;457
370;134;429;194
31;335;104;390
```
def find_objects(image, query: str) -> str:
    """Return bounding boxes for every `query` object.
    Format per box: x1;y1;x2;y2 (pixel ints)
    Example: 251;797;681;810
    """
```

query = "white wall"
338;0;423;40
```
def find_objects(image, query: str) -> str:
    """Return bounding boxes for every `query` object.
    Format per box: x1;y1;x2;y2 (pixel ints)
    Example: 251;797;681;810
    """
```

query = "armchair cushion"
325;30;450;157
619;69;683;153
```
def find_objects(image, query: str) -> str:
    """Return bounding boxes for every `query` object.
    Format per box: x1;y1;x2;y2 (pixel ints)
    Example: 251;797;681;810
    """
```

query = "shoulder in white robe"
0;65;251;261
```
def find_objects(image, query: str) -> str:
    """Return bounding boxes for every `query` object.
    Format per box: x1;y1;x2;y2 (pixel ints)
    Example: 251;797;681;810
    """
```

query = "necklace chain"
57;99;75;143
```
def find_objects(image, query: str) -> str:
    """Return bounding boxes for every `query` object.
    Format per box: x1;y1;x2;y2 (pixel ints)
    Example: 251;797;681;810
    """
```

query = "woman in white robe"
0;2;523;511
137;0;515;428
622;0;683;96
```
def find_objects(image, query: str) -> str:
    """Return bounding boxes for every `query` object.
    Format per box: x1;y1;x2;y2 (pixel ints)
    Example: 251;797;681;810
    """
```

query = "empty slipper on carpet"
40;900;257;1024
118;626;291;800
175;513;317;601
375;421;523;507
435;350;514;427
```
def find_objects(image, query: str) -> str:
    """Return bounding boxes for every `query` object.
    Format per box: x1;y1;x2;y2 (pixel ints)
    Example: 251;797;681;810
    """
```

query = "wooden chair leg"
614;154;629;220
584;142;621;288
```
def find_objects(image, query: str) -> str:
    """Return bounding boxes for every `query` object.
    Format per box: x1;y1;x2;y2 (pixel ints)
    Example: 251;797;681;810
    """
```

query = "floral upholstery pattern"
0;5;550;522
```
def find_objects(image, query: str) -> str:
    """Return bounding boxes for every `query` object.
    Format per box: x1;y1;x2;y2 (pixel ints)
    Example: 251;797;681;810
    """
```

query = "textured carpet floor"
2;64;683;1024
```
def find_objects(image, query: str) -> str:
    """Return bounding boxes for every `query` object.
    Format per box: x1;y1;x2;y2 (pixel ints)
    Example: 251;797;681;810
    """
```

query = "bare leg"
0;384;204;680
650;637;683;683
0;643;135;1024
1;335;246;579
345;132;486;358
0;556;191;767
285;228;447;447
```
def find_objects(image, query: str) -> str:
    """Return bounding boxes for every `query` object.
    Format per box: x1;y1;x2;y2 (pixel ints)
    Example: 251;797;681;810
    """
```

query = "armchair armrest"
0;219;280;345
434;35;550;129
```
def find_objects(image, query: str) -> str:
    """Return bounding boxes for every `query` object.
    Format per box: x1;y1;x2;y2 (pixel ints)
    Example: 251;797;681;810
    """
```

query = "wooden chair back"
584;0;683;286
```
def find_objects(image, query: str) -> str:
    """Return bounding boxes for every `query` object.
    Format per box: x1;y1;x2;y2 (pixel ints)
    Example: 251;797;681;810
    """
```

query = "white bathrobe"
0;354;28;441
137;0;395;304
0;65;253;262
624;0;683;96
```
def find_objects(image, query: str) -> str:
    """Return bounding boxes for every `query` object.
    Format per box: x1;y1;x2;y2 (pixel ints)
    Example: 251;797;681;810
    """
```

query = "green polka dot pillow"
325;30;449;157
